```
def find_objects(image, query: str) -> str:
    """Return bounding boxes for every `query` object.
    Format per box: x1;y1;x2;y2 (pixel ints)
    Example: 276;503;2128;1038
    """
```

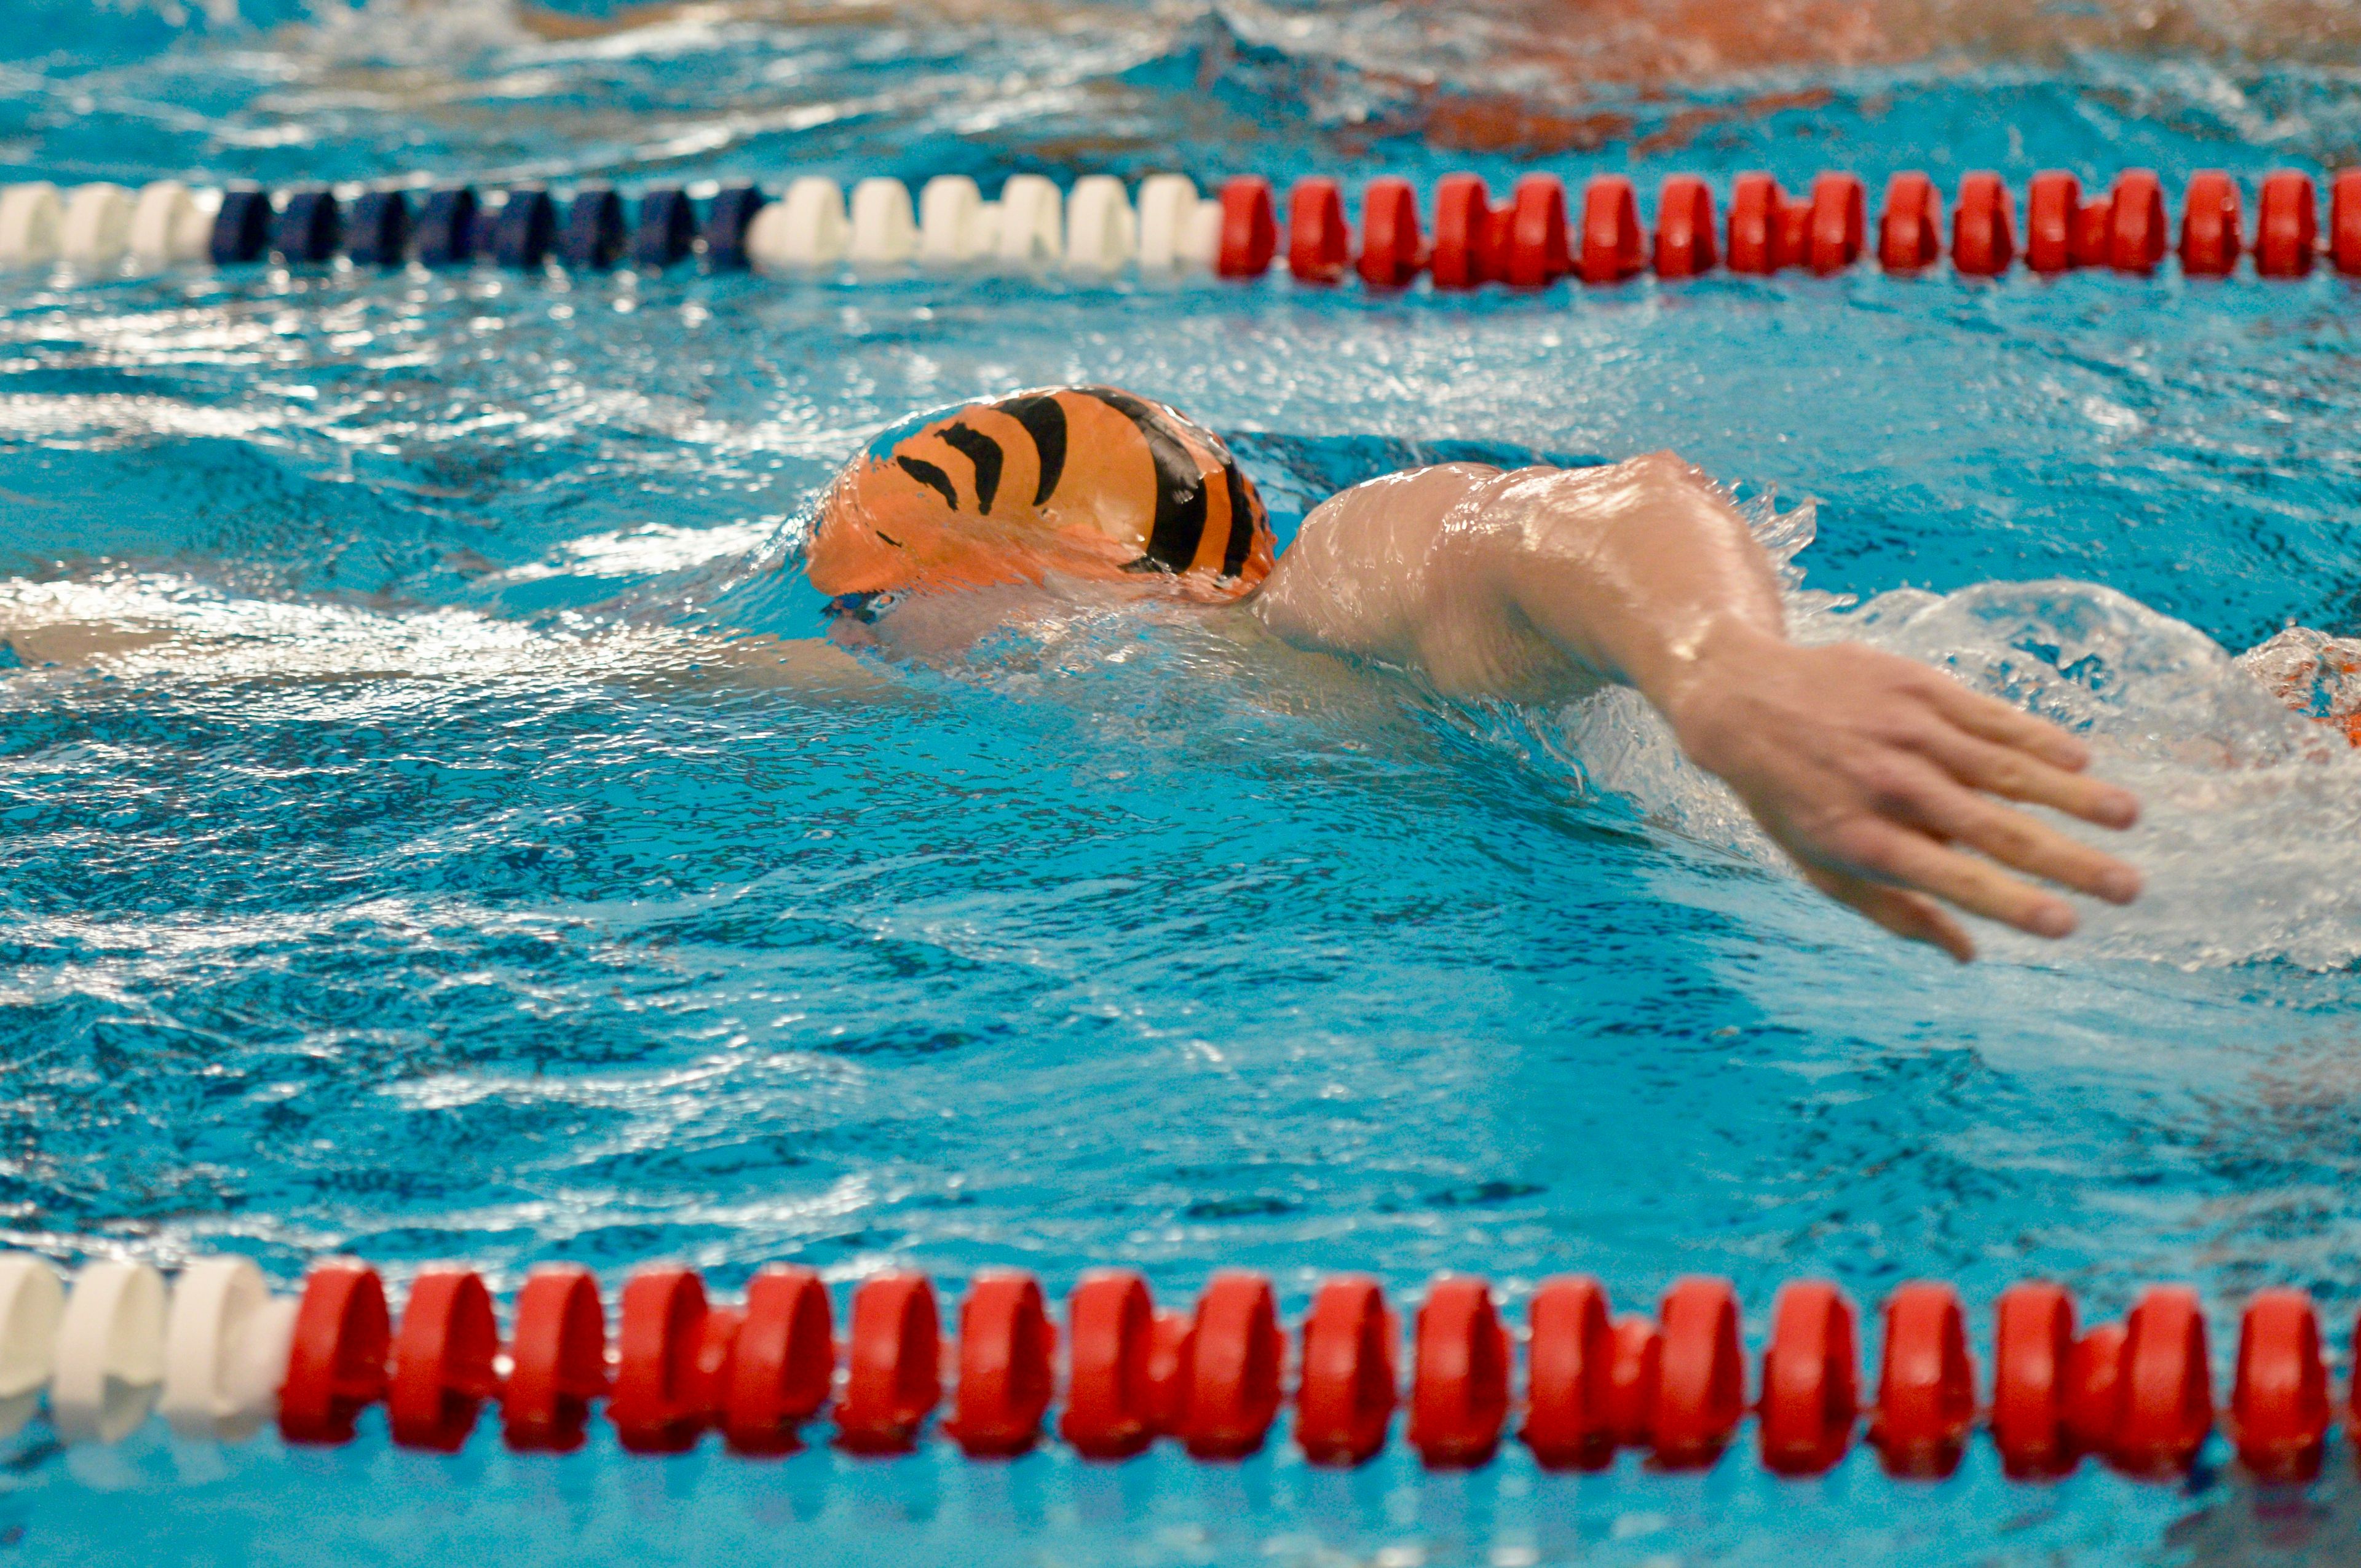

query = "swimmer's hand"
1664;626;2142;960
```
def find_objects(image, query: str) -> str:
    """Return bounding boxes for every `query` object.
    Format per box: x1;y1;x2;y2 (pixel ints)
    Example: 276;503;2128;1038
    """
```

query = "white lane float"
0;1255;63;1439
0;183;64;270
51;1261;167;1444
919;175;997;264
1064;174;1136;274
160;1257;298;1441
127;181;197;269
995;174;1062;266
748;175;850;272
1136;173;1221;271
848;176;917;265
58;183;135;271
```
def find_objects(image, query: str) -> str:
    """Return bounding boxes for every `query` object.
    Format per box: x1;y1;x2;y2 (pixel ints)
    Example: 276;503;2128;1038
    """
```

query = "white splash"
1554;496;2361;972
482;520;778;585
0;568;883;697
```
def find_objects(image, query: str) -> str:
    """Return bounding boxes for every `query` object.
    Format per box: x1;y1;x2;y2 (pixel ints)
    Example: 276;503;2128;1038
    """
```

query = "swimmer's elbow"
1616;448;1718;494
1498;451;1723;521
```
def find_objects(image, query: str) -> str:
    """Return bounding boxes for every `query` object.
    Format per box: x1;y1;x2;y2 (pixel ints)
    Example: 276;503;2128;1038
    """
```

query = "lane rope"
0;1252;2340;1482
1;169;2355;285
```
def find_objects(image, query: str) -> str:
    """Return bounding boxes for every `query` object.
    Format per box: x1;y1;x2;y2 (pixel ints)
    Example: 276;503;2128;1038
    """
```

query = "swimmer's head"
807;386;1276;603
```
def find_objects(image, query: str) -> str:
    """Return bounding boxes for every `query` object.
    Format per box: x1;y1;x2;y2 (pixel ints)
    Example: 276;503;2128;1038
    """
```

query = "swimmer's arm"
1254;454;2144;960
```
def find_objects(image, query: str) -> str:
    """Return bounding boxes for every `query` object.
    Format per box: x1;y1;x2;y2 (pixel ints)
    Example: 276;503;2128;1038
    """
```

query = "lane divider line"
0;1251;2347;1483
4;169;2357;285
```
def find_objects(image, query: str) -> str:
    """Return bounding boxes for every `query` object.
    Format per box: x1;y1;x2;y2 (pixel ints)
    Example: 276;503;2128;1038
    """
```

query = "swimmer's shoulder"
1310;459;1503;510
1293;461;1508;545
1257;463;1511;654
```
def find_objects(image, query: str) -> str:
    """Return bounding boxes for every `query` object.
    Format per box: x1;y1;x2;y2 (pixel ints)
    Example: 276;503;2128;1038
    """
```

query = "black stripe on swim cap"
895;454;959;510
1219;457;1258;577
936;422;1005;515
1086;388;1207;574
997;394;1068;507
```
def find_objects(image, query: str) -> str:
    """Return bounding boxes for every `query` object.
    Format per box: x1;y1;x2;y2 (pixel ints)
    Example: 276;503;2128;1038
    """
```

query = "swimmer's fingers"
1843;822;2081;940
1913;723;2142;831
1899;778;2143;906
1919;678;2094;773
1800;863;1974;962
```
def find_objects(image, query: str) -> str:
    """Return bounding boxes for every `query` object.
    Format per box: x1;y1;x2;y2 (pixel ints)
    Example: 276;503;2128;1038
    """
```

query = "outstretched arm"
1252;456;2143;960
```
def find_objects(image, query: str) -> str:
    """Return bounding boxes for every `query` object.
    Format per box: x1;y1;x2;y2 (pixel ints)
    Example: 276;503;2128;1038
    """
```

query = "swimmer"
811;385;2149;962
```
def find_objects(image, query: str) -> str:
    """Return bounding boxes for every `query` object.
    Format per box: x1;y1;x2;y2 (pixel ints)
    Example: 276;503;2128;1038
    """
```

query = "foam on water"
1556;523;2361;972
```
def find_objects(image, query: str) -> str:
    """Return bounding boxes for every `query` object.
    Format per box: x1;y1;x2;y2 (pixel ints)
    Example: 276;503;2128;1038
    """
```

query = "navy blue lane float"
560;186;625;269
491;186;555;269
346;189;408;267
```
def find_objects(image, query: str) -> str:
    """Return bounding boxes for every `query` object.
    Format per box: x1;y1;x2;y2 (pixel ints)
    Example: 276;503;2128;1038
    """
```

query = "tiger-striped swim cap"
807;386;1276;601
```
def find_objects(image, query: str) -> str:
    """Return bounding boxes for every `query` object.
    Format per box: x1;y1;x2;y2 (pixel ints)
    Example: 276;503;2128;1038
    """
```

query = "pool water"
7;2;2361;1563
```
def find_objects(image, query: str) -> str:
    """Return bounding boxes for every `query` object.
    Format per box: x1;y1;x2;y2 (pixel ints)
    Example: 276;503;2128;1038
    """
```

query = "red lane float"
718;1264;834;1455
1294;1275;1396;1466
699;1305;744;1418
2063;1321;2127;1459
2255;171;2317;278
1431;173;1495;288
610;1265;710;1454
1144;1305;1194;1436
1179;1271;1284;1460
1952;172;2015;276
1060;1269;1157;1459
2027;171;2082;272
2178;170;2242;276
1216;176;1277;279
947;1270;1054;1457
1655;1276;1746;1467
387;1265;500;1452
1757;1281;1857;1476
1605;1312;1663;1450
2107;170;2169;272
1878;171;1942;272
1653;175;1718;278
2116;1285;2212;1476
279;1261;390;1446
1287;178;1350;285
1500;174;1570;288
1577;176;1645;285
503;1264;607;1452
1806;173;1867;273
1521;1275;1615;1469
2231;1289;2327;1481
1406;1277;1511;1469
1356;177;1426;288
2333;170;2361;275
1727;173;1786;274
1870;1281;1976;1477
836;1272;941;1455
2074;180;2116;266
1991;1281;2075;1476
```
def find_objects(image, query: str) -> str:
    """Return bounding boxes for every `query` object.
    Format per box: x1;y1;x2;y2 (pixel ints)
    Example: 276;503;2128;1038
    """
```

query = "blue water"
7;3;2361;1563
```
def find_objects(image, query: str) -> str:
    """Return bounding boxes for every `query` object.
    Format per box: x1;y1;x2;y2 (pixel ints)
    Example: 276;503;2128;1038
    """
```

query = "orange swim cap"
808;386;1275;602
